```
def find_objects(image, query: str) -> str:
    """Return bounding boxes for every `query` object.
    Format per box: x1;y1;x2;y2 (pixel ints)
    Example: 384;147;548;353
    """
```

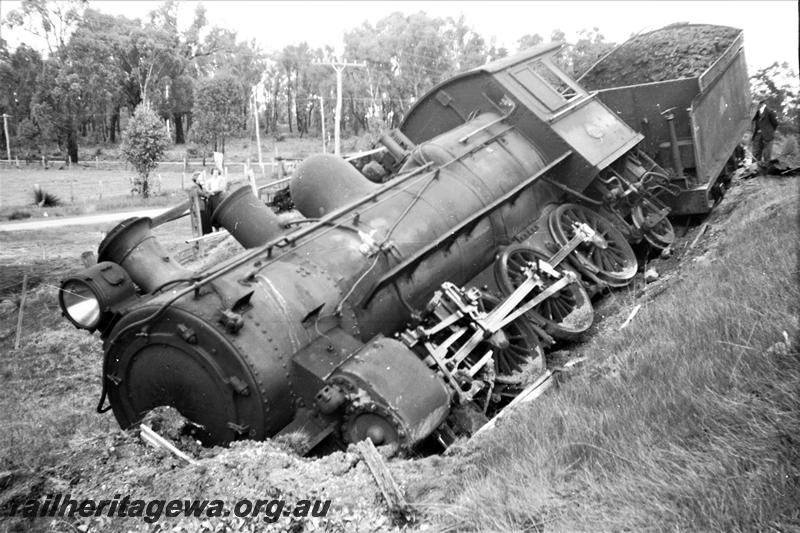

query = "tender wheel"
632;200;675;250
548;203;638;287
473;293;544;378
494;245;593;340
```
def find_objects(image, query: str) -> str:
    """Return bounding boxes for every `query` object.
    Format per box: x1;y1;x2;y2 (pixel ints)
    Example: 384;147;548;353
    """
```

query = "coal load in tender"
581;24;740;89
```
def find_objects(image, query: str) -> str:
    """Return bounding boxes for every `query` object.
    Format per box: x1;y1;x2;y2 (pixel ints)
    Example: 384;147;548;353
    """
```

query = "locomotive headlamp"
60;280;101;329
59;262;137;333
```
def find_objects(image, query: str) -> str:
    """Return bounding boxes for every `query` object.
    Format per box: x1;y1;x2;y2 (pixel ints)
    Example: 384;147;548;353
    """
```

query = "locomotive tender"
59;31;748;453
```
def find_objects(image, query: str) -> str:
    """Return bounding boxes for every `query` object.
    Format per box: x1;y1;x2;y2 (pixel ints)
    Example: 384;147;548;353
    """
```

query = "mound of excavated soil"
581;24;741;90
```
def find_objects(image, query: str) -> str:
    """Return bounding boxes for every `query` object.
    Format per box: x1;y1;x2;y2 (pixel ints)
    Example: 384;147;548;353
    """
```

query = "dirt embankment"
0;174;796;532
581;24;741;90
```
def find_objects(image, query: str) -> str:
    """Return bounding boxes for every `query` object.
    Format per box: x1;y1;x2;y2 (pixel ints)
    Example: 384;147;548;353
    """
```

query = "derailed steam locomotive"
59;33;749;453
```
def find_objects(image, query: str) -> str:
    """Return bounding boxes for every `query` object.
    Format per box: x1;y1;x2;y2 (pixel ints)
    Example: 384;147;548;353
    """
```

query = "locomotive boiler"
60;41;685;453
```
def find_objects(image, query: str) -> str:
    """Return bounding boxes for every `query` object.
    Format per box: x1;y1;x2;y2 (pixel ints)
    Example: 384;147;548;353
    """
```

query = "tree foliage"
190;74;245;153
120;104;169;198
11;0;786;163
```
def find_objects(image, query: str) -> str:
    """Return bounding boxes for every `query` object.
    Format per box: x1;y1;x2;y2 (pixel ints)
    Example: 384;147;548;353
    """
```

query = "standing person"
751;99;779;173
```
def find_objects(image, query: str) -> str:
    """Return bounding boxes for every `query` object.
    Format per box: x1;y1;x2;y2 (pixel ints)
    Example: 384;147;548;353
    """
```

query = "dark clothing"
752;107;779;142
751;106;779;165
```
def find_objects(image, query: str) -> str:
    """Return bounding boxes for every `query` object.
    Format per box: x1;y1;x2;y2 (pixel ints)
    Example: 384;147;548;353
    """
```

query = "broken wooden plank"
13;274;28;350
356;439;411;519
473;370;554;438
139;424;199;466
619;304;642;330
187;188;204;255
689;222;709;250
151;200;191;227
185;229;229;244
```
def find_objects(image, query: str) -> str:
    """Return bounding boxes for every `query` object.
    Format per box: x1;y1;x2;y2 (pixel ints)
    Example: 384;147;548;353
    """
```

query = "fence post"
95;156;99;169
187;188;203;255
248;167;258;198
99;180;103;200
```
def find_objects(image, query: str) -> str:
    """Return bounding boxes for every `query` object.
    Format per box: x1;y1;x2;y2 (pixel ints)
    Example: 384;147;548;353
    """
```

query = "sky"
1;0;798;75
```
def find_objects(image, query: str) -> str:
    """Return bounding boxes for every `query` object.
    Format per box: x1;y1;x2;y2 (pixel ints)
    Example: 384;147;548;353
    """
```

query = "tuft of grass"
432;180;800;532
32;185;61;207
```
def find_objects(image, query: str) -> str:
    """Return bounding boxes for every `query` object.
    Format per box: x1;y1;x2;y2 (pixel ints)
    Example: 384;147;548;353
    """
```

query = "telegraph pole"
319;95;326;154
2;114;11;162
252;87;264;173
315;59;364;156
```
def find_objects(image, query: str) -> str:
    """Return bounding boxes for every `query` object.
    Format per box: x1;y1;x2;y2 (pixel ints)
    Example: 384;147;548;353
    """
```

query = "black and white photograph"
0;0;798;531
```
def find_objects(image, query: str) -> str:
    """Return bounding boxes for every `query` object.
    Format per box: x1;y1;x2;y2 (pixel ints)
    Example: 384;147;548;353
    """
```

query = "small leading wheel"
548;203;638;287
494;245;593;341
472;293;544;378
631;199;675;250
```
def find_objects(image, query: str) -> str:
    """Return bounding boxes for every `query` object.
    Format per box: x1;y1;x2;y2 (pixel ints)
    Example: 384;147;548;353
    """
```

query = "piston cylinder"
98;217;193;293
211;185;284;248
290;154;379;217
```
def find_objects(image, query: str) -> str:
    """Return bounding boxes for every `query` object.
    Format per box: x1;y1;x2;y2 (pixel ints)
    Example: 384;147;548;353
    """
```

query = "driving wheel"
494;245;593;340
472;293;544;378
548;203;638;287
631;199;675;250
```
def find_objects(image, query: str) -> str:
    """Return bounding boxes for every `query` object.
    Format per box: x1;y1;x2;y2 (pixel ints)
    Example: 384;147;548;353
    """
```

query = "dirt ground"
0;172;796;532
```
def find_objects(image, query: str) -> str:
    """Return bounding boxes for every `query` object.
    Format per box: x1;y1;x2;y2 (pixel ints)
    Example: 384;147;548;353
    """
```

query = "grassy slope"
434;177;800;532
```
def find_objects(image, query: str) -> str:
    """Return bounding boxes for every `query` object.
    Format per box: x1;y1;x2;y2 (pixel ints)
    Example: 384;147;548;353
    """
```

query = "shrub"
120;104;170;198
9;210;32;220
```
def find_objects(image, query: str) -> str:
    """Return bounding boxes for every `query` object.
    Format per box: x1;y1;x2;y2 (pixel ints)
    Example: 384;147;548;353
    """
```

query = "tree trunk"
67;128;79;163
286;71;293;133
174;113;185;144
349;96;360;136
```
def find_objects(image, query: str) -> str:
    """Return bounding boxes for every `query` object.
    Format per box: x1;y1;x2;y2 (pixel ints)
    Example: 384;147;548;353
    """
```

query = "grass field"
431;177;800;532
0;134;339;215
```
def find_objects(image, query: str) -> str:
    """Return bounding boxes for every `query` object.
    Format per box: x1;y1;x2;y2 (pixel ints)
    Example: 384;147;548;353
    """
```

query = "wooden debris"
563;356;587;369
185;229;229;244
139;424;199;466
151;200;190;227
356;439;412;519
13;274;28;350
0;470;13;490
474;370;553;437
619;304;642;330
689;222;709;250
